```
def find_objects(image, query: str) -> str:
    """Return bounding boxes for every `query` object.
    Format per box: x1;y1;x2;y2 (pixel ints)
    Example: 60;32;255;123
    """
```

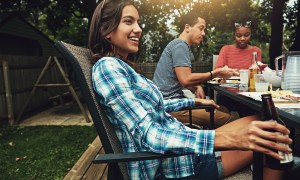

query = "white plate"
227;76;240;80
208;78;241;84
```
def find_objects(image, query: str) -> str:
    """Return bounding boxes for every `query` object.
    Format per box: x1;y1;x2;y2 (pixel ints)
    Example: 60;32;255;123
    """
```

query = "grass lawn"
0;125;97;180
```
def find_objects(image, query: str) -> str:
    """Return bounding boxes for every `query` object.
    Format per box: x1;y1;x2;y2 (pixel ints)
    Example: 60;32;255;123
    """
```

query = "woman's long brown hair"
88;0;139;65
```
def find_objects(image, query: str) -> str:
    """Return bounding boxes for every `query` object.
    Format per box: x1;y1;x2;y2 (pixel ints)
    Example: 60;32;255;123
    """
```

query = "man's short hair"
179;12;200;32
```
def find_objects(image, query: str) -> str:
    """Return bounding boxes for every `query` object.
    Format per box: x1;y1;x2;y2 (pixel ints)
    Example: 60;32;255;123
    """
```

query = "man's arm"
174;66;239;87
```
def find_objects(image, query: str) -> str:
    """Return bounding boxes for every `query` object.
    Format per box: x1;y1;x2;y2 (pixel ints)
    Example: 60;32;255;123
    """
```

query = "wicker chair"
54;41;198;180
54;41;300;180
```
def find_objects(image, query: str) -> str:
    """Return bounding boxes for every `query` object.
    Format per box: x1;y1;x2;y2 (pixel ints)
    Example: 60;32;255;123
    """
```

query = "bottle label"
277;133;293;163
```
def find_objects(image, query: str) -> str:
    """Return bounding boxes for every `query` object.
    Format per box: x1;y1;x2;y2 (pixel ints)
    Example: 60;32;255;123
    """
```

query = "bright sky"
288;0;297;6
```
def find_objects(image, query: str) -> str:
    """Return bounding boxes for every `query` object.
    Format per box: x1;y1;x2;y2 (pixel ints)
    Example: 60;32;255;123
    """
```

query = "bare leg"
221;150;252;177
217;115;256;177
263;168;283;180
216;114;258;131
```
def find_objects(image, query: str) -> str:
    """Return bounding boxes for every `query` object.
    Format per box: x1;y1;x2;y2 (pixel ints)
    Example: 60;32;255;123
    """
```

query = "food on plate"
281;95;300;101
264;89;293;98
211;78;238;84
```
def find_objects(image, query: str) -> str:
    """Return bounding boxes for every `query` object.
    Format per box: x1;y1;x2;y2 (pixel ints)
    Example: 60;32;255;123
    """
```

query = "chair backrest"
54;41;129;179
212;54;219;70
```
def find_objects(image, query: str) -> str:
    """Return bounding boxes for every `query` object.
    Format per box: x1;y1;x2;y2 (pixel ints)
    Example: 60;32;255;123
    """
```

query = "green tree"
288;0;300;51
0;0;97;46
1;0;298;64
257;0;299;68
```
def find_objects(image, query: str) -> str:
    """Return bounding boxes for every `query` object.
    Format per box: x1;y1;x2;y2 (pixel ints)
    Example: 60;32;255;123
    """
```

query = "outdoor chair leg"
107;163;123;180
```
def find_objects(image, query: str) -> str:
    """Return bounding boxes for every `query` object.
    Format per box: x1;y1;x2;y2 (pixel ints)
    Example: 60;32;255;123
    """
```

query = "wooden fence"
0;58;212;125
137;62;212;80
0;55;74;124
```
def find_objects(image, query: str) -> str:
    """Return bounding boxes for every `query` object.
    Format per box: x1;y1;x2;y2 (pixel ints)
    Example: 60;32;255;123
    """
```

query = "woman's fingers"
203;99;219;108
245;121;292;160
195;99;220;109
252;134;292;159
249;141;286;160
253;120;290;136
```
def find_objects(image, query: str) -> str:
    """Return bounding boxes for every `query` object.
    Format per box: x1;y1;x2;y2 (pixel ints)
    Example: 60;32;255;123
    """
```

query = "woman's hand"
217;120;292;160
194;98;220;109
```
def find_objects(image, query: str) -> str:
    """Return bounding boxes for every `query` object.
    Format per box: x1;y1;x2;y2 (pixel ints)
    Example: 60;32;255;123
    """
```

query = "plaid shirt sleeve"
163;98;194;113
92;57;215;179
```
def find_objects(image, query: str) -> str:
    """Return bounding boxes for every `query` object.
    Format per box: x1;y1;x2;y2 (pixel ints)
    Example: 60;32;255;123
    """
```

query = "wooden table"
206;83;300;180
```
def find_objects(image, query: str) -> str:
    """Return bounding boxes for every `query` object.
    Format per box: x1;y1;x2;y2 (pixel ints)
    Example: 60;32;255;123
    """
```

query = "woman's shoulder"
252;46;261;51
247;46;262;54
93;57;123;70
221;44;236;50
220;44;239;52
94;57;120;65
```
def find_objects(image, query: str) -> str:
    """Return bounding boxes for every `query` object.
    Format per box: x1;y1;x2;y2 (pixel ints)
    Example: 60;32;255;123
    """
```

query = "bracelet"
209;71;213;80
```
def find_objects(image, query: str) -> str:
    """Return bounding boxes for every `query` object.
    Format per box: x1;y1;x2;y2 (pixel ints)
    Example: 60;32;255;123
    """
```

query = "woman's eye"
124;19;133;24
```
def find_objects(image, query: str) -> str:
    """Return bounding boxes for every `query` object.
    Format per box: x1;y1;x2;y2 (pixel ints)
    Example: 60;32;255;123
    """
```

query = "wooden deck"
64;137;108;180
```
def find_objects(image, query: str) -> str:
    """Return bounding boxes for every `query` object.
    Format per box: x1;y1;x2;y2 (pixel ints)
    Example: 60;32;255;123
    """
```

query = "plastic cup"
239;69;249;84
254;74;270;92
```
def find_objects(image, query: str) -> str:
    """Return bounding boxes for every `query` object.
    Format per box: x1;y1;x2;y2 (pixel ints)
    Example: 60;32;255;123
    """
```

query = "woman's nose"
134;23;142;33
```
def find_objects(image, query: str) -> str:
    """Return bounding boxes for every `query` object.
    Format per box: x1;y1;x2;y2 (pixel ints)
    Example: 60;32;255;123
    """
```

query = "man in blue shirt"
153;13;238;128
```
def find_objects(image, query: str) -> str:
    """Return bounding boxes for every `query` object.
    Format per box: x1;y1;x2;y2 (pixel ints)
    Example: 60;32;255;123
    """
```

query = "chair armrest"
93;151;193;164
190;105;214;110
180;105;215;129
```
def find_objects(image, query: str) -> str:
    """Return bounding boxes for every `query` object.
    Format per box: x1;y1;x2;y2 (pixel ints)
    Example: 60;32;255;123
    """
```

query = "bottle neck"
262;98;278;120
250;52;259;69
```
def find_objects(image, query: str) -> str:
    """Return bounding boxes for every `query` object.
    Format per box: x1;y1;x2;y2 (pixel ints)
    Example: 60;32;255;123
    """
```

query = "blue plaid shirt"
92;57;215;180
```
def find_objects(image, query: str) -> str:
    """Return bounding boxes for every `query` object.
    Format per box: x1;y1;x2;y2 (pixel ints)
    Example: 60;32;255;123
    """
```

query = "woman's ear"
105;32;111;39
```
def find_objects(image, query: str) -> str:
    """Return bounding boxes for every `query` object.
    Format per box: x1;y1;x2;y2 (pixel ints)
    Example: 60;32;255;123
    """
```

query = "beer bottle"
249;52;259;90
261;94;294;170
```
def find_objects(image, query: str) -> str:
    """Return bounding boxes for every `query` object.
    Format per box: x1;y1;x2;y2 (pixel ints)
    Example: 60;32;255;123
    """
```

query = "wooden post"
53;56;90;123
2;60;15;125
16;56;53;123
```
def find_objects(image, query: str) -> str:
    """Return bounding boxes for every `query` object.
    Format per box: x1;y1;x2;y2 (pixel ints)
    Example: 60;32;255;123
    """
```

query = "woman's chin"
130;47;139;53
237;44;248;49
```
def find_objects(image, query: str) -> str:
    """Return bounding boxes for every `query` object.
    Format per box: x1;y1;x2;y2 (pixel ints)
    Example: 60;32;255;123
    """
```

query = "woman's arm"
92;58;215;155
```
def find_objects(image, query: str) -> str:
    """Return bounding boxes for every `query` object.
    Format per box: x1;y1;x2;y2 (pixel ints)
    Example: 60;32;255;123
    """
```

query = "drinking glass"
254;74;270;92
239;69;249;84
